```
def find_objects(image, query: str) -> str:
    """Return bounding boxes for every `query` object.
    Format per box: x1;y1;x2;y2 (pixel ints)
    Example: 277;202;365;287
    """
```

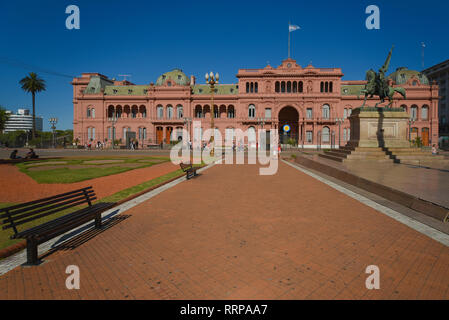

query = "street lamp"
49;117;58;148
205;71;219;156
108;112;118;149
183;117;192;149
257;117;266;151
335;117;344;148
408;116;415;146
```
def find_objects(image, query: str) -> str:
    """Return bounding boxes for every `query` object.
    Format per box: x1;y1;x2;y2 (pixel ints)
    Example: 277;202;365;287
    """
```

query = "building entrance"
278;106;299;145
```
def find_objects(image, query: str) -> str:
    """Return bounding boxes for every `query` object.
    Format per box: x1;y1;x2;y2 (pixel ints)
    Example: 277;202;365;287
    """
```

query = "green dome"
156;69;189;86
388;67;429;85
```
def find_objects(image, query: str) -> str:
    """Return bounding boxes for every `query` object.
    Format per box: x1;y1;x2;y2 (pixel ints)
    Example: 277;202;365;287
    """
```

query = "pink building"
72;58;439;148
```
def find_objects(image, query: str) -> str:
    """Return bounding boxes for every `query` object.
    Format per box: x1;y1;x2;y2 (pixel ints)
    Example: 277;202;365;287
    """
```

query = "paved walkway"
1;161;448;299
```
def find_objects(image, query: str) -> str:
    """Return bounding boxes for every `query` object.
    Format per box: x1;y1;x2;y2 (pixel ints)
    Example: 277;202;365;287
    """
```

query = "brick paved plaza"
1;160;448;300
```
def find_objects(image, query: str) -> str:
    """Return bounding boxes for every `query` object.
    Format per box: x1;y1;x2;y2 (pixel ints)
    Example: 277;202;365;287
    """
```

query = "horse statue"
358;46;406;108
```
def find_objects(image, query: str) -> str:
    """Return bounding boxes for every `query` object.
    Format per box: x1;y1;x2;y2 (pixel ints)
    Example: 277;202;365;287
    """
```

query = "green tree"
19;72;46;138
0;106;9;132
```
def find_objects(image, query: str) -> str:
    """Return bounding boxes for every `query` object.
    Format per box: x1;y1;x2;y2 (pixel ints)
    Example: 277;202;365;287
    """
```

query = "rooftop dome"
388;67;429;85
156;69;189;86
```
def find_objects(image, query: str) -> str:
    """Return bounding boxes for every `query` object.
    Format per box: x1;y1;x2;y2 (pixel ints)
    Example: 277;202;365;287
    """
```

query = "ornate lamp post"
49;117;58;148
408;116;415;145
205;71;219;156
257;117;266;150
108;112;118;149
335;117;344;148
183;117;192;148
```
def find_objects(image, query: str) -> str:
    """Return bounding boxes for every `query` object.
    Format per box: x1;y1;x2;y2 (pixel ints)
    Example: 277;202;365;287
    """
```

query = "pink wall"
72;59;439;148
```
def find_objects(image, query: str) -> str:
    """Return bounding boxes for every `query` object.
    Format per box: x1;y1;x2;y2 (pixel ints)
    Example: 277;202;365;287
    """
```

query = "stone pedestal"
348;107;410;148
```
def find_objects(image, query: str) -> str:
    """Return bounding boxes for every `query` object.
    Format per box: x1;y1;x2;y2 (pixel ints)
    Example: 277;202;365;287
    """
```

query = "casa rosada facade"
72;58;439;148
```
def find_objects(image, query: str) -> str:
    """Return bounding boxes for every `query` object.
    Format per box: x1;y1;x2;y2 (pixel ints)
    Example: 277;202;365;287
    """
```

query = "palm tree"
0;106;10;133
19;72;46;138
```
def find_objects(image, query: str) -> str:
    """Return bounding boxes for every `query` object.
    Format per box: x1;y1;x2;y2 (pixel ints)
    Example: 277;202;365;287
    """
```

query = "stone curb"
0;166;204;260
293;155;449;222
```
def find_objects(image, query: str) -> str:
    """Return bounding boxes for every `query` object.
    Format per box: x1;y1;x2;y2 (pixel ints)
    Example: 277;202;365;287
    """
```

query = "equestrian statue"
358;45;406;108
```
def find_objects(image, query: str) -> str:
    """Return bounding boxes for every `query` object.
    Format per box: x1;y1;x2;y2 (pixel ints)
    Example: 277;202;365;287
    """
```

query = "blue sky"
1;0;448;130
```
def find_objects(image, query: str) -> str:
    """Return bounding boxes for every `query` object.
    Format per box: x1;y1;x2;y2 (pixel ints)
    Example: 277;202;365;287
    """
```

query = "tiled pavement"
0;161;448;299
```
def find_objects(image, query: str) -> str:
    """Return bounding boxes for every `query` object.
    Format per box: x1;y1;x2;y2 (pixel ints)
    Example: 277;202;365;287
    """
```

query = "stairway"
319;146;394;163
320;146;448;165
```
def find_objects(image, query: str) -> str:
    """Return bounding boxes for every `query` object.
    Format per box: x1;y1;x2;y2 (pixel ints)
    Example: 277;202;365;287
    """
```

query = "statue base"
348;107;410;148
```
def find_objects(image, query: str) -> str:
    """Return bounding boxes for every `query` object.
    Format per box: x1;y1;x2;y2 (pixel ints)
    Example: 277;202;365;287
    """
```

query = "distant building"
422;59;449;139
3;109;43;133
72;59;439;148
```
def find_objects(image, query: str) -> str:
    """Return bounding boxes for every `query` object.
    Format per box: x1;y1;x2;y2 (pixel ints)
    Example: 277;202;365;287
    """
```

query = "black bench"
180;162;198;180
0;187;114;265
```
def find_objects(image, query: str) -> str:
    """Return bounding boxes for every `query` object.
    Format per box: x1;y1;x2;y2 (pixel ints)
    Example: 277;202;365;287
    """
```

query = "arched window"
255;82;258;93
248;104;256;118
167;105;173;119
214;105;219;118
322;104;330;119
292;81;297;93
139;105;147;118
227;105;235;118
176;105;183;119
195;105;203;118
400;104;407;112
281;81;286;93
322;126;330;143
275;82;280;93
115;105;122;118
250;82;254;93
157;105;163;119
87;108;91;118
421;105;429;120
298;81;303;93
123;105;131;117
246;82;250;93
131;105;138;118
108;105;114;119
411;105;418;120
287;81;292;93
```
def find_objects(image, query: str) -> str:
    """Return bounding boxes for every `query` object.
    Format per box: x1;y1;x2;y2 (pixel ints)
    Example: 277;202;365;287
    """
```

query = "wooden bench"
180;162;198;180
0;187;114;265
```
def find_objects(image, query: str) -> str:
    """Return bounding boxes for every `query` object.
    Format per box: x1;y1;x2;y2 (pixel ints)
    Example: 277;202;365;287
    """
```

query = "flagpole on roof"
288;22;291;59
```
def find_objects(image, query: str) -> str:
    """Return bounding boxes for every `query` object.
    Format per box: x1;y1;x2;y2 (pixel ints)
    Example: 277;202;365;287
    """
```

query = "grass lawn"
0;165;202;252
16;156;170;184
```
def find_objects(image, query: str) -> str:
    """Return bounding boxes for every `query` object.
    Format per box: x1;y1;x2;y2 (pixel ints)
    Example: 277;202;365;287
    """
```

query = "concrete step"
346;155;391;160
344;158;394;163
318;153;344;162
324;151;348;158
395;155;446;160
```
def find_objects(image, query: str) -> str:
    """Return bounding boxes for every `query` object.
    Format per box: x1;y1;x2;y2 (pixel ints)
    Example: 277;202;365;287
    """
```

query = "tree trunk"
32;92;36;138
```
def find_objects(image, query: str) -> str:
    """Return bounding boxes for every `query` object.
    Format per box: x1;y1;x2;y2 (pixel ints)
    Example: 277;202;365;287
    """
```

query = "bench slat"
3;197;97;231
14;202;110;239
0;187;93;215
2;194;93;226
0;190;95;219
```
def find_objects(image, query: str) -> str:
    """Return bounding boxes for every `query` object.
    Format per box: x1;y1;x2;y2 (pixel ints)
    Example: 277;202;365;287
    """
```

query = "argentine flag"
289;24;300;32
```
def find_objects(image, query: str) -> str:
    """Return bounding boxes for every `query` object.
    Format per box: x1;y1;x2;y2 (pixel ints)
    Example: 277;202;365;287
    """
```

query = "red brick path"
0;162;178;203
0;162;448;299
